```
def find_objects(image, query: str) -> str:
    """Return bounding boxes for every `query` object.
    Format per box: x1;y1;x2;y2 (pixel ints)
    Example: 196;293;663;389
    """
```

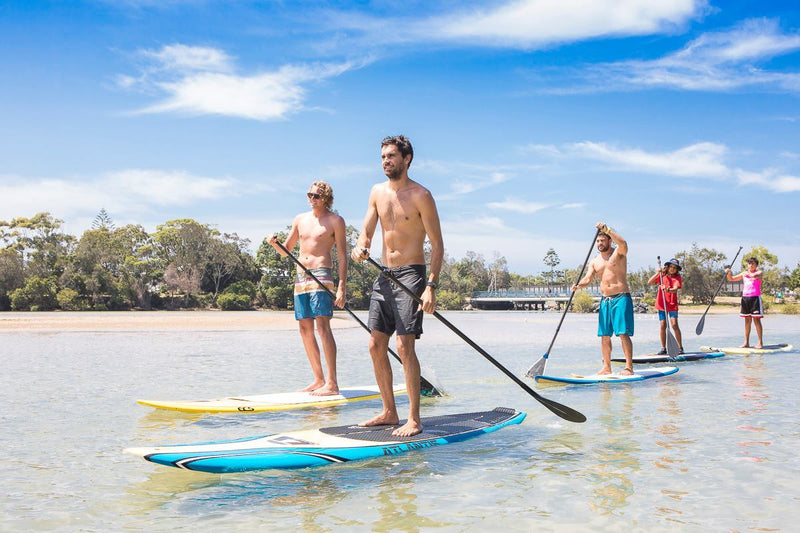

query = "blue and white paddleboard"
612;351;725;364
700;344;793;355
125;407;525;473
535;366;679;385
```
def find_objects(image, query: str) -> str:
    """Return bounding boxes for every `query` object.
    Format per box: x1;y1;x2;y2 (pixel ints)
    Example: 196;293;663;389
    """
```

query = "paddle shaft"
365;255;586;423
695;246;744;335
274;240;441;397
657;255;680;358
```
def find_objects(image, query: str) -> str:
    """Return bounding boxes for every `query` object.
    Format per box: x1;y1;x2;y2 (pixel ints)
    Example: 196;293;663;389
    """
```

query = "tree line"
2;212;798;312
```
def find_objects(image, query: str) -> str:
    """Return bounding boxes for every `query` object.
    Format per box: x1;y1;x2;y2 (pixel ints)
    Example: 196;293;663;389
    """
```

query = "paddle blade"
666;330;680;360
420;370;444;397
525;355;548;378
538;396;587;423
695;315;706;335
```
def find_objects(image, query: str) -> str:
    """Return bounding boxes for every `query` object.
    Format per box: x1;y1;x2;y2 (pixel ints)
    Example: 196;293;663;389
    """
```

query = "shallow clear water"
2;311;799;531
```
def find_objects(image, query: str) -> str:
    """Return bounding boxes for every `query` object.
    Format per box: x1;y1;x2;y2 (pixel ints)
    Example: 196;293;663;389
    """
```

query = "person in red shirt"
648;258;684;355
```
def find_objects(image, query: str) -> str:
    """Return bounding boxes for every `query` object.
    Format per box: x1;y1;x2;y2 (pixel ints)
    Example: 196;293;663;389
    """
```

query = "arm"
726;269;744;282
573;262;597;291
603;224;628;257
267;217;299;258
351;186;379;262
333;215;348;308
418;189;444;314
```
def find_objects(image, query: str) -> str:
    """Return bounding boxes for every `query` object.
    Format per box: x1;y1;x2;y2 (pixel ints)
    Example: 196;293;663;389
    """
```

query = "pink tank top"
742;274;761;297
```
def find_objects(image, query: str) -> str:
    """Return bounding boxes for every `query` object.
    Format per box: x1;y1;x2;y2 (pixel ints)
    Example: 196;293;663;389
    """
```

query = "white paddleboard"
137;384;406;413
535;366;679;385
700;344;793;355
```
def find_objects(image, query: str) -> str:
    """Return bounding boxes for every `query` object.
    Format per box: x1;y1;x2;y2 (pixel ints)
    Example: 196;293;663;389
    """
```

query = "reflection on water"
735;358;772;463
587;387;638;515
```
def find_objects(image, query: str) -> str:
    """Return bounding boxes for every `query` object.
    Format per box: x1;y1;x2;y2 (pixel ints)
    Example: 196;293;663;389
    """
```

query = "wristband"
426;281;438;290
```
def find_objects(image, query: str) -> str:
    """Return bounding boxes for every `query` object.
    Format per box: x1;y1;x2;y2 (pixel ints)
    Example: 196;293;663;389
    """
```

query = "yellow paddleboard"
137;384;406;413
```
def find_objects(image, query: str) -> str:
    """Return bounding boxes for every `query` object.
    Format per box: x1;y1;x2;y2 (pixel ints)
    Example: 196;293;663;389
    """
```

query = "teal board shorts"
598;292;634;337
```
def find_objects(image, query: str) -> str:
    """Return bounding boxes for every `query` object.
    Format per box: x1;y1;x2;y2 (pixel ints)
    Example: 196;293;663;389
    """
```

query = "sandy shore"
0;310;359;332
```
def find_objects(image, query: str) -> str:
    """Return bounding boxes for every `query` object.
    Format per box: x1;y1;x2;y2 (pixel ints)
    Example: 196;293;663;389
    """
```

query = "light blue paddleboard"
535;366;679;385
125;407;526;473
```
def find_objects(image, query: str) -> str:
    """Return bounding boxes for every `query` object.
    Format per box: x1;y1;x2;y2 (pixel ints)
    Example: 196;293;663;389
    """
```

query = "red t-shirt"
656;274;682;312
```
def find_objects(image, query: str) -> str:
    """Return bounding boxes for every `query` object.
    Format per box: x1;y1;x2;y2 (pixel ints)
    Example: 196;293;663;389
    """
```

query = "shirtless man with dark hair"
351;135;444;437
573;222;634;376
268;180;347;396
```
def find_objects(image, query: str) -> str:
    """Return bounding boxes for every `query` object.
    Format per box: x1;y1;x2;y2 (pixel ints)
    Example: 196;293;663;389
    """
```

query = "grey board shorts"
368;264;426;338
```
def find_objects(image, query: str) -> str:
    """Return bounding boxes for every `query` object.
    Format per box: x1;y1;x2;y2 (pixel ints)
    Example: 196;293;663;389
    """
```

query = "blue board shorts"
657;310;679;320
294;267;334;320
368;264;425;338
598;292;634;337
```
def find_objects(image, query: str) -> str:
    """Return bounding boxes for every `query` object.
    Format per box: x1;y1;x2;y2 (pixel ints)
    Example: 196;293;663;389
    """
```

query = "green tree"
10;276;58;311
675;244;727;304
542;248;561;285
153;219;215;307
255;230;294;309
0;213;75;279
0;248;25;310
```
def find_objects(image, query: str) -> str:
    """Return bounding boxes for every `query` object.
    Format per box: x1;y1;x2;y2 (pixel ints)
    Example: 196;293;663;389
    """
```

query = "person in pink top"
648;258;684;355
726;257;764;349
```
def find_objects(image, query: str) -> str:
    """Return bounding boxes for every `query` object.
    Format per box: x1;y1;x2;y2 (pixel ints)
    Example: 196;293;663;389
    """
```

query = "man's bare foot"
597;367;613;375
755;344;763;349
359;412;399;427
310;384;340;396
392;420;423;437
619;367;635;376
299;381;324;393
739;343;750;348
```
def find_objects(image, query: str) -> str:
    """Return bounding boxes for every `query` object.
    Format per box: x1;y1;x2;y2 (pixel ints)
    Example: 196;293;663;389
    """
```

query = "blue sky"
1;0;799;274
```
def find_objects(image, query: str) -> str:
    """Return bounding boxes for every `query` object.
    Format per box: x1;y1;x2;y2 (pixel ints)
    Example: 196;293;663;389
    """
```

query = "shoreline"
0;303;785;332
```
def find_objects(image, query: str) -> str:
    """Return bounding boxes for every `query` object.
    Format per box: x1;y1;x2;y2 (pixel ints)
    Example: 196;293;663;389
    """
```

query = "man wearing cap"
648;258;684;355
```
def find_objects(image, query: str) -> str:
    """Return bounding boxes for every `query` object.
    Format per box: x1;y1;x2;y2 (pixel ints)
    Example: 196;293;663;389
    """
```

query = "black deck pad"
319;407;517;442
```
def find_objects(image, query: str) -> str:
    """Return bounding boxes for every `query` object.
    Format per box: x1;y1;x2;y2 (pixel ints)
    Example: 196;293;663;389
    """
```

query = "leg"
669;316;683;351
658;319;667;351
393;334;422;437
619;334;633;375
360;331;399;427
297;318;324;391
741;316;752;348
599;336;613;375
310;317;339;396
752;317;763;348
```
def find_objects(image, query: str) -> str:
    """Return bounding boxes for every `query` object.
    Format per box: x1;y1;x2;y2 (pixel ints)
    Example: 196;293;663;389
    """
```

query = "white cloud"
0;170;237;220
571;141;729;178
487;199;549;213
567;18;800;92
120;44;359;120
427;0;704;48
559;203;585;209
736;169;800;193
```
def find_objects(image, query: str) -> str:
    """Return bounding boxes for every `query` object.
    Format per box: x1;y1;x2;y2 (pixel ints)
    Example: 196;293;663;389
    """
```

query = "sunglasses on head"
307;192;321;200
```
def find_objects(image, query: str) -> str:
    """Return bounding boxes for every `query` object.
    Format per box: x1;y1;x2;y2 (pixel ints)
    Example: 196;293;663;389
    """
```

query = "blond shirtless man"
351;135;443;437
268;181;347;396
573;222;634;376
